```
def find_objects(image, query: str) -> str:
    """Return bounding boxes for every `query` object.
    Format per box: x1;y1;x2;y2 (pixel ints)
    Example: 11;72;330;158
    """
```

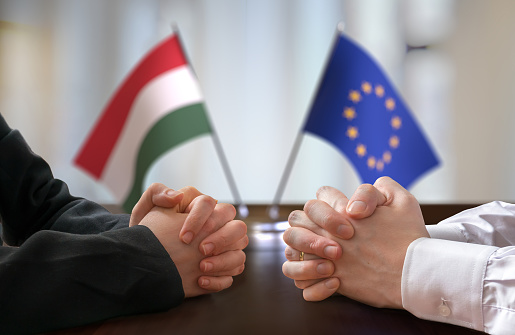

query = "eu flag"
303;33;439;189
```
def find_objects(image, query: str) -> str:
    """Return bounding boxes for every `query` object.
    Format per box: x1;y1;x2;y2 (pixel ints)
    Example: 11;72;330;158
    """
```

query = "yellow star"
391;116;402;129
349;90;361;103
356;144;367;157
376;160;385;172
346;126;359;140
385;98;395;111
383;151;392;164
361;81;372;94
343;107;356;121
389;135;400;149
367;156;376;169
375;85;385;98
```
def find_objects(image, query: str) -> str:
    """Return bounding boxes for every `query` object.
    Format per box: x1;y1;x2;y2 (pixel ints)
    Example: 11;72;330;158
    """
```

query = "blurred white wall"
1;0;514;206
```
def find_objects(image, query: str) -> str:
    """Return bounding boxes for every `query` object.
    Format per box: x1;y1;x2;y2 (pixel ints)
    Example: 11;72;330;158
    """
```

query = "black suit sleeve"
0;114;128;246
0;226;184;335
0;114;185;334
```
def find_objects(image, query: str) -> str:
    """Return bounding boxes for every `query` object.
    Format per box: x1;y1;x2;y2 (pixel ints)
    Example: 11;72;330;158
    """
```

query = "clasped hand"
129;183;248;298
282;177;429;309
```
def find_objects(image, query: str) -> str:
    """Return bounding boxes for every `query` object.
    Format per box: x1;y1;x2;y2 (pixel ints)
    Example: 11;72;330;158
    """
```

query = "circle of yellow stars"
342;81;402;172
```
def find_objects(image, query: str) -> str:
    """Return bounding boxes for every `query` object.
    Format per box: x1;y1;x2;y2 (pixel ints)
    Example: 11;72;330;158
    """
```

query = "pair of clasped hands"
128;176;429;309
128;183;249;298
282;176;430;308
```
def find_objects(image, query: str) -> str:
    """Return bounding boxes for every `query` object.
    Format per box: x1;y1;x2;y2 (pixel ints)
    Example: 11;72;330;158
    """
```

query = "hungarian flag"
74;34;212;212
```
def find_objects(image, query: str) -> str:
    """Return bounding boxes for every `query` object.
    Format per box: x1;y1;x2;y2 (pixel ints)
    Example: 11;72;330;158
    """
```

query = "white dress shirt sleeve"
426;201;515;247
402;201;515;335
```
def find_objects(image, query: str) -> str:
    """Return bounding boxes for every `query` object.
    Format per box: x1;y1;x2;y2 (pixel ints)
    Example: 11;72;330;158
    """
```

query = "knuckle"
220;259;232;272
309;238;324;254
217;234;229;249
233;220;247;233
357;183;375;195
319;211;333;227
198;194;217;207
282;261;292;277
223;203;237;217
224;277;234;290
149;182;163;190
303;199;317;213
282;227;302;247
181;185;198;195
202;217;217;233
288;210;303;224
235;264;245;275
316;186;331;199
229;220;247;238
239;235;249;249
374;176;390;187
211;280;224;292
282;228;293;243
284;246;293;259
283;261;298;279
315;210;337;231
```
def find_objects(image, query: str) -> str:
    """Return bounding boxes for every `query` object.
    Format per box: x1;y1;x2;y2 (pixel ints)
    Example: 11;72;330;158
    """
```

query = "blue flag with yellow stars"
303;33;439;189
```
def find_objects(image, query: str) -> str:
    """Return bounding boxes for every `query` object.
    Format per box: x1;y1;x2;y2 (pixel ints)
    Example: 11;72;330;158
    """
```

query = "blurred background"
1;0;514;207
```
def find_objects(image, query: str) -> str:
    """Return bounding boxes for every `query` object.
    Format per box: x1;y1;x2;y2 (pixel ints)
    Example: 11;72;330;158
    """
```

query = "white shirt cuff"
402;237;497;331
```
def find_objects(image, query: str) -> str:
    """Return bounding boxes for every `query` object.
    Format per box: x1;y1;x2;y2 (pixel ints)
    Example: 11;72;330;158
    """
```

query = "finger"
282;227;342;260
373;176;408;207
303;200;354;240
194;202;237;239
294;279;323;289
200;250;246;276
203;235;249;257
129;183;183;227
198;276;234;292
345;183;388;219
284;246;320;262
288;210;325;235
199;219;247;256
175;186;205;213
302;278;340;301
316;186;349;213
179;195;218;244
282;259;335;280
224;235;249;252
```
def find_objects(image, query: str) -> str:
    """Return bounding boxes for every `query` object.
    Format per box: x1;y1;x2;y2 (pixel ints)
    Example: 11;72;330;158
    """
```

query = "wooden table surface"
48;204;487;335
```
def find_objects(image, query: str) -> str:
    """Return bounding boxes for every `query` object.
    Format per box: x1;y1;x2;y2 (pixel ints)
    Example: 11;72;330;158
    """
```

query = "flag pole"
268;132;304;220
210;127;247;217
172;24;248;218
268;23;345;220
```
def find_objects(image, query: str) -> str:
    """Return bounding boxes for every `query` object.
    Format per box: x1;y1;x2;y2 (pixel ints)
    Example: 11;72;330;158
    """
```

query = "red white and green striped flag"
74;33;213;212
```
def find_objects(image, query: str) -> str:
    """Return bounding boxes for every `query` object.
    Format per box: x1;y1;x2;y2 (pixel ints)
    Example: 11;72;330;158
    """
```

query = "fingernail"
317;262;333;275
182;231;193;244
325;278;339;290
202;243;215;255
323;246;338;259
347;200;366;214
166;190;181;197
200;278;210;287
203;261;214;272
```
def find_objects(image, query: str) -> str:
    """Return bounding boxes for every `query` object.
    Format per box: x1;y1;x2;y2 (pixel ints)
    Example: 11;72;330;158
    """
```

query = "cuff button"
438;299;451;317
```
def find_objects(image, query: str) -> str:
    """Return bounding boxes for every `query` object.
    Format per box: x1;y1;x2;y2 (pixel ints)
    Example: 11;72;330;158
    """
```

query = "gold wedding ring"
299;251;304;261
